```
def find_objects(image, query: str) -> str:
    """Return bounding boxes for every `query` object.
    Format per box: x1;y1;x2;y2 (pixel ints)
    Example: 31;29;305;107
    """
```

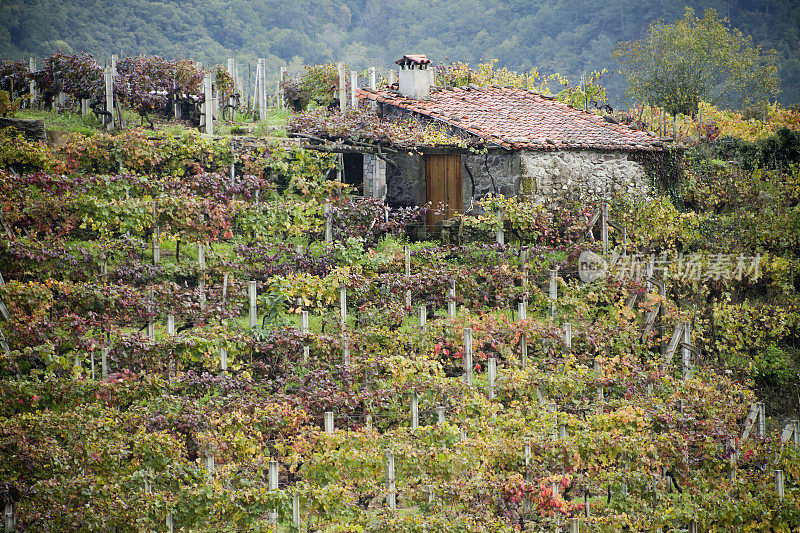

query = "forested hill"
1;0;798;105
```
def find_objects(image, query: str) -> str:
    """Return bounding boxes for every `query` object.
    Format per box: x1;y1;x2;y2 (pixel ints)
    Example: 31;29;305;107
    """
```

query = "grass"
16;108;104;135
13;105;291;139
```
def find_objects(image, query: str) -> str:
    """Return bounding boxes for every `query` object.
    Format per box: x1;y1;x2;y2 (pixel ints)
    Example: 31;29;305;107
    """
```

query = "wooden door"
426;154;462;226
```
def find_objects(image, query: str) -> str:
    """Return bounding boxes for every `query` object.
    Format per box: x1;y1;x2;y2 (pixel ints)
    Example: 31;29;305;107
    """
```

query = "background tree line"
0;0;797;107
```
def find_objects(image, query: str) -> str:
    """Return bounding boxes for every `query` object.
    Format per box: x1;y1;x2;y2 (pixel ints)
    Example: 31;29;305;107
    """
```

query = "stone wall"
362;154;387;201
384;149;651;210
518;150;650;204
461;152;519;211
386;152;426;208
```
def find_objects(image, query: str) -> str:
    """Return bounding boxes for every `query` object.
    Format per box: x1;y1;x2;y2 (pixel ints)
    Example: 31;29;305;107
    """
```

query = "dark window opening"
343;153;364;196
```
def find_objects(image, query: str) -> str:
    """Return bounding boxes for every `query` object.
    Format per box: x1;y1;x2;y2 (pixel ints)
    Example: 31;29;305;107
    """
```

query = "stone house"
345;55;673;226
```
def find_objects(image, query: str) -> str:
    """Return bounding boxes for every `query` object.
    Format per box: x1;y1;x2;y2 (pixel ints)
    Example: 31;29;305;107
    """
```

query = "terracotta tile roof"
357;86;664;151
395;55;431;66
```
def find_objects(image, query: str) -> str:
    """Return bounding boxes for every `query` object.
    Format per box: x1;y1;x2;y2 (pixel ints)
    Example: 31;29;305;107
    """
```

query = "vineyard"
2;54;800;533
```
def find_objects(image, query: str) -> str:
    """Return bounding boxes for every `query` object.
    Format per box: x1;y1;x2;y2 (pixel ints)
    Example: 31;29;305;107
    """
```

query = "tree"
613;7;780;115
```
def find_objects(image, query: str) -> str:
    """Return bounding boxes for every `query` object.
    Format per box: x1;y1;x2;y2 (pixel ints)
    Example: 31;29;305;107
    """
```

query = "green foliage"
613;7;780;114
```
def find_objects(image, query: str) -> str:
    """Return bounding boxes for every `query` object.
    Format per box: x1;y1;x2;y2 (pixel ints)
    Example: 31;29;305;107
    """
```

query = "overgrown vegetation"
1;99;800;530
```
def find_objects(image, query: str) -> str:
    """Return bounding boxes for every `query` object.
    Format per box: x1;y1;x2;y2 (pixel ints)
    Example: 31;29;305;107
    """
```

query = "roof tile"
357;87;662;151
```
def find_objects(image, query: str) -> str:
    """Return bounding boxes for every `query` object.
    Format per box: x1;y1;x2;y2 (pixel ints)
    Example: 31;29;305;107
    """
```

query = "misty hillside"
1;0;798;105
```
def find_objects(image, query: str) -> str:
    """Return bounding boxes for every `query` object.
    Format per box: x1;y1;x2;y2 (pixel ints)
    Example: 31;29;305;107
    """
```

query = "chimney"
396;55;433;100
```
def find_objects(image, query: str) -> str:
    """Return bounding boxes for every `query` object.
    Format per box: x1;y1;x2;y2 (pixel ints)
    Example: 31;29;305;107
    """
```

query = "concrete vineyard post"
104;66;114;130
292;494;300;529
418;305;426;331
324;411;334;434
369;67;377;89
222;272;229;309
303;345;309;364
197;244;206;310
518;302;528;366
257;58;266;121
147;287;155;340
488;357;497;399
681;321;691;379
601;202;608;257
448;279;456;316
29;57;37;106
248;281;257;329
385;452;396;510
775;469;785;500
411;392;419;430
3;503;12;533
220;346;227;372
337;62;347;112
549;269;558;317
301;310;309;335
205;453;214;476
166;315;175;337
279;67;287;109
495;210;504;245
101;346;109;379
166;512;173;533
203;72;213;135
569;517;579;533
269;459;279;525
436;406;445;424
324;202;333;244
343;336;350;367
152;202;160;265
564;322;572;350
350;70;358;109
524;444;531;481
227;58;236;112
340;286;347;327
463;327;473;386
